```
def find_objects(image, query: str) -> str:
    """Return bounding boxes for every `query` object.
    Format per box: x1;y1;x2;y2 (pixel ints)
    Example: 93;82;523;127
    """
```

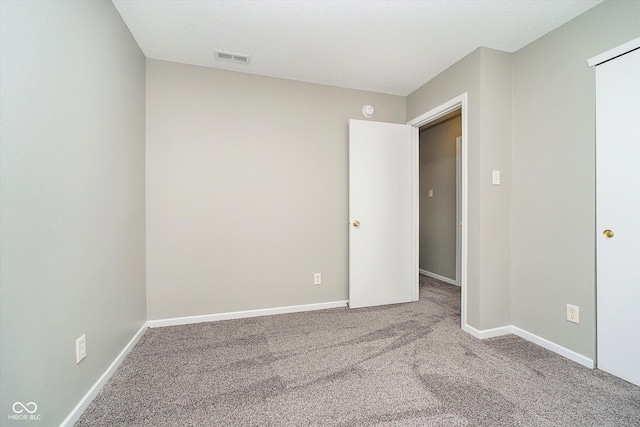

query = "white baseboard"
462;323;594;369
147;300;349;328
511;326;594;369
463;324;512;339
60;322;148;427
419;269;459;286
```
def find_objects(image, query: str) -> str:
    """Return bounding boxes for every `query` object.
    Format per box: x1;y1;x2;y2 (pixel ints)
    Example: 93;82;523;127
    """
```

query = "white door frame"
455;135;462;286
407;93;468;329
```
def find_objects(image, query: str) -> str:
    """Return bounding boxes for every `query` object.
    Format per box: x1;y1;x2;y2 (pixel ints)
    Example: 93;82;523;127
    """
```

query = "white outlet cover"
566;304;580;324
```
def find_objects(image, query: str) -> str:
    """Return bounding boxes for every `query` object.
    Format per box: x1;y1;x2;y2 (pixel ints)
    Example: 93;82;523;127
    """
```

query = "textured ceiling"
112;0;603;96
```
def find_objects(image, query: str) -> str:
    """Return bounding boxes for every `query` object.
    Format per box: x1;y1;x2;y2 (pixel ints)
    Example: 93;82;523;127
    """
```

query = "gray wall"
478;48;513;332
146;59;406;320
419;115;461;280
511;0;640;360
0;1;146;425
408;47;512;330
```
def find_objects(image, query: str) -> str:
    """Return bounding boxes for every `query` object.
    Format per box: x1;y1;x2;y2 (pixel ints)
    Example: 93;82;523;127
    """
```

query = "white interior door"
596;47;640;386
349;119;414;308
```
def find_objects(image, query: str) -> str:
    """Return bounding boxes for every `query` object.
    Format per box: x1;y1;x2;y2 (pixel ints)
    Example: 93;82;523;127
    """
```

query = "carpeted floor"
76;276;640;426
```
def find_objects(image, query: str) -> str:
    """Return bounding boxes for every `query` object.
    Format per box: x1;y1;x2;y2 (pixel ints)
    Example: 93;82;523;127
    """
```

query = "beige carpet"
76;276;640;426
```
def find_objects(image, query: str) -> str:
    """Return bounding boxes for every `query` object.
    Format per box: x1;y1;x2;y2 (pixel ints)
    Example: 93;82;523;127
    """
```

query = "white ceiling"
112;0;603;96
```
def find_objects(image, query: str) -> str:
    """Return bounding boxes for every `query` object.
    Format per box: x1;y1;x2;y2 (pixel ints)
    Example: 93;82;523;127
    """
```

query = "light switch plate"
492;170;501;185
76;334;86;364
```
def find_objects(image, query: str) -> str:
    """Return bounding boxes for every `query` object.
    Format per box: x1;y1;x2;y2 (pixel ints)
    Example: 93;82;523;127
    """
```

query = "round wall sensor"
362;105;375;118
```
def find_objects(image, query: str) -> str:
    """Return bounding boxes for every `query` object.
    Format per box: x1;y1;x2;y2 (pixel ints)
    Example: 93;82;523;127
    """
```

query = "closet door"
596;46;640;386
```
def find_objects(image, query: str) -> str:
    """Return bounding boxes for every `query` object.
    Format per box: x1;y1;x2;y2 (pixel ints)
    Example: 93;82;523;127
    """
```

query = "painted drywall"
511;0;640;360
0;1;146;425
419;115;461;280
146;59;406;320
408;47;512;330
477;48;513;331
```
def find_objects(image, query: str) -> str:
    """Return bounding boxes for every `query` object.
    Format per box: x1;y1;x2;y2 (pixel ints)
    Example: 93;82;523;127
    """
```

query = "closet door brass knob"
352;220;360;227
603;229;614;238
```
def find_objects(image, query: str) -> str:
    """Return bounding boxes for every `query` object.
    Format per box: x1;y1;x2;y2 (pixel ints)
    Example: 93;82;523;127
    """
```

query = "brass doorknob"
603;229;614;238
352;220;360;227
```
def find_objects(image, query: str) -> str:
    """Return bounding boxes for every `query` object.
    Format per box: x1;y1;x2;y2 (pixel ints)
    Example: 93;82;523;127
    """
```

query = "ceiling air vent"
215;51;250;64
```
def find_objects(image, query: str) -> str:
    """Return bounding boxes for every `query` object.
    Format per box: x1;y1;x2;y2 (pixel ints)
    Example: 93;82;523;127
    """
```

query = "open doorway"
408;93;468;329
418;110;461;287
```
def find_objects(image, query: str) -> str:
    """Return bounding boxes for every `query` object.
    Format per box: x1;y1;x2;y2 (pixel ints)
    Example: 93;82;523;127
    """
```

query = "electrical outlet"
566;304;579;324
314;273;322;285
76;335;86;364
